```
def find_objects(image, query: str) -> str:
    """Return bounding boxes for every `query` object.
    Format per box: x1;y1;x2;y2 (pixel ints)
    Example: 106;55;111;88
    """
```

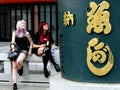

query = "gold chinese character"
63;11;74;26
86;38;114;76
86;1;111;34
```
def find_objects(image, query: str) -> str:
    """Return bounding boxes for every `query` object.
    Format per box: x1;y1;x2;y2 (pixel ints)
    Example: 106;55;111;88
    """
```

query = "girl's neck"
43;30;46;35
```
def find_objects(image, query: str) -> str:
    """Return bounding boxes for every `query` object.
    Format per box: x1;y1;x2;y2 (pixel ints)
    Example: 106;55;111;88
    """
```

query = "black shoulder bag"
7;43;20;61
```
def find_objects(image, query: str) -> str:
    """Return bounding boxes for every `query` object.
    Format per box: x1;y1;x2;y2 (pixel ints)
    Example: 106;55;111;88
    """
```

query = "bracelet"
29;48;32;52
10;43;15;48
29;45;32;49
29;42;33;49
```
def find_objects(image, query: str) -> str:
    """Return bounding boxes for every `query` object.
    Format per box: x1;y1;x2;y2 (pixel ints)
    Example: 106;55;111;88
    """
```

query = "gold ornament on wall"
86;1;111;34
86;38;114;76
63;11;74;26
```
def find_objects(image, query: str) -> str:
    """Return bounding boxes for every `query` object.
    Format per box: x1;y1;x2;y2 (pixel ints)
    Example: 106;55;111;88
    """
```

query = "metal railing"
0;3;59;45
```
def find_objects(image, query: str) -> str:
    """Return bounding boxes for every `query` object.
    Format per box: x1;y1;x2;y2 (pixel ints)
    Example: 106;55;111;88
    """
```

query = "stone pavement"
0;82;49;90
0;42;10;47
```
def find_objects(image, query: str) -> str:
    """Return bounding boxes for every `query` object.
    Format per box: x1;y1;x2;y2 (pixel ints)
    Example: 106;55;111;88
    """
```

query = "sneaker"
18;66;23;76
13;83;17;90
54;64;61;72
44;69;49;78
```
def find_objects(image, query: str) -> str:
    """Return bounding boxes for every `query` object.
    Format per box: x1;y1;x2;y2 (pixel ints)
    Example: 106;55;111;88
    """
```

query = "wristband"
10;43;15;48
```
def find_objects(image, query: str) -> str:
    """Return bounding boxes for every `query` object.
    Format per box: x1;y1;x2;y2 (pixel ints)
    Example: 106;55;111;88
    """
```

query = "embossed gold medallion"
86;38;114;76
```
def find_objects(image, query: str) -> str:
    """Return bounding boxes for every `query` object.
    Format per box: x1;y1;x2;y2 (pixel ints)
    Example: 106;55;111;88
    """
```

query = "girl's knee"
38;47;44;55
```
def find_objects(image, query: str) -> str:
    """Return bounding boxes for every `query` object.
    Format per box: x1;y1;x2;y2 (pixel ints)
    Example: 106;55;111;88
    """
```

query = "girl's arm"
33;43;46;48
10;31;16;50
26;32;33;55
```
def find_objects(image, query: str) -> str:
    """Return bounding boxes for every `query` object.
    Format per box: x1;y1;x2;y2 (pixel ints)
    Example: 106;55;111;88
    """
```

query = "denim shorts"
20;50;28;55
32;48;38;56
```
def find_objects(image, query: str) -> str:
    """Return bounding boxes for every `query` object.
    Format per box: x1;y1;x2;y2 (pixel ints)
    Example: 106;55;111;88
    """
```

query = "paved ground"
0;42;10;47
0;42;50;90
0;82;49;90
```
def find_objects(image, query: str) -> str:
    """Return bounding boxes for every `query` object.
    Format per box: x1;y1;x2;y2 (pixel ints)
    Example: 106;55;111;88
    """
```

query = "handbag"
7;44;20;61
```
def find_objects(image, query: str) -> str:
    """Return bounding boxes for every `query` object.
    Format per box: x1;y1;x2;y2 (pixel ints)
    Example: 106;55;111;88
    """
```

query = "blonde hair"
16;20;26;30
16;20;26;36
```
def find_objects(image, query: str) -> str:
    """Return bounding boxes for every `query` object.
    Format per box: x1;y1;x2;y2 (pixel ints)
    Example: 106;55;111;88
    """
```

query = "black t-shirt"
33;32;54;46
15;36;29;51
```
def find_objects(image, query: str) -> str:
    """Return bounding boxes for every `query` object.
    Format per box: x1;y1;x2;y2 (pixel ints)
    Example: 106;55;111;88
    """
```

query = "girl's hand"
12;48;15;52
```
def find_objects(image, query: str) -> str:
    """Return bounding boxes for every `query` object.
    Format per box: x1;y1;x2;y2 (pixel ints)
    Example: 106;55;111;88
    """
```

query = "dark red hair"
38;21;48;35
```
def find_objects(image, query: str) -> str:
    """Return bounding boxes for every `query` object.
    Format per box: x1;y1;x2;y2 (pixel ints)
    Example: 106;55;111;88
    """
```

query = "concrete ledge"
0;45;60;82
0;53;12;75
26;54;42;63
0;53;9;61
50;73;120;90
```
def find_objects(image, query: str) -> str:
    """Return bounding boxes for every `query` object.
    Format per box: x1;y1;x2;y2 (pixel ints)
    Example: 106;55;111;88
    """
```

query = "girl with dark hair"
32;21;60;78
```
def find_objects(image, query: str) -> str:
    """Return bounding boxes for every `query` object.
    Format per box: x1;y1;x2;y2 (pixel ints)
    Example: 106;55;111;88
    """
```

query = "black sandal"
54;64;61;72
44;68;49;78
13;83;17;90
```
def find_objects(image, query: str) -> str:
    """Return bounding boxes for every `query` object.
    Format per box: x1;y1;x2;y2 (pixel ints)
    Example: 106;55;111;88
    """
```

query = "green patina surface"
58;0;120;83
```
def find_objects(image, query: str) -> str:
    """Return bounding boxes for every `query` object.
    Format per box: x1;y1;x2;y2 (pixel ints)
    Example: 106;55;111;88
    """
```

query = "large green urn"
58;0;120;83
